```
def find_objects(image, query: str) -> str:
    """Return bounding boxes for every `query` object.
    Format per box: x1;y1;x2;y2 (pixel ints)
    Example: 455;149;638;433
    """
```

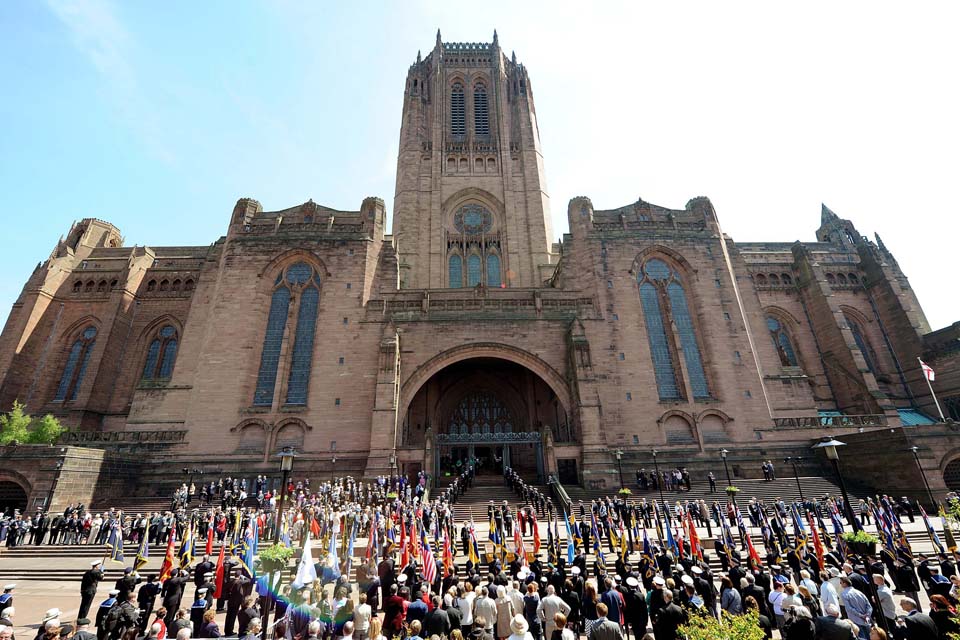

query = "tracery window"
447;391;514;434
448;254;463;288
55;326;97;401
253;261;322;407
638;258;710;400
454;204;493;234
766;316;799;367
142;325;179;381
474;82;489;136
486;253;502;287
844;314;878;375
467;254;482;287
450;82;466;137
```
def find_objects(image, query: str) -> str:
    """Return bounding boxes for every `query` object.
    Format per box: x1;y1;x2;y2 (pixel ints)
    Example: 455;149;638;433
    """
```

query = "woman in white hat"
507;615;532;640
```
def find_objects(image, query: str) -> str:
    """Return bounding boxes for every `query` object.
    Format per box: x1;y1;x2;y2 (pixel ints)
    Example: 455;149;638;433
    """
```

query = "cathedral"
1;32;957;501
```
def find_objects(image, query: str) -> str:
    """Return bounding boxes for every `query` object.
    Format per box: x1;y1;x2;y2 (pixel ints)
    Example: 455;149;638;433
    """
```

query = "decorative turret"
815;203;862;249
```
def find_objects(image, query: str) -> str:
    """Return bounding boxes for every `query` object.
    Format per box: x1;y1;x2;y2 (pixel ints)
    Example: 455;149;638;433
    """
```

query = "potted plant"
618;488;632;497
842;530;879;556
257;542;295;575
680;609;766;640
386;491;398;500
726;486;740;497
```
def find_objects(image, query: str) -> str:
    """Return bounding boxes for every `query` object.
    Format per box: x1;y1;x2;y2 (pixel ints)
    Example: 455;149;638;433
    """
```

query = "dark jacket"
423;608;451;637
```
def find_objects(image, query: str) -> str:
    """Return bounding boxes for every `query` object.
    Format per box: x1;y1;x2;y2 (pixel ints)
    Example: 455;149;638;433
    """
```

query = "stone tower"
391;31;556;289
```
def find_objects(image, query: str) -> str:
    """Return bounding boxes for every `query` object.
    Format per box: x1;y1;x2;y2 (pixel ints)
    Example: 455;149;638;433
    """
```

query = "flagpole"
920;358;946;422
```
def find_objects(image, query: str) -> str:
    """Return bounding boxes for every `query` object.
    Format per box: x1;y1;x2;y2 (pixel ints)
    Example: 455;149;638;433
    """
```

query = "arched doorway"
402;357;575;484
0;480;28;513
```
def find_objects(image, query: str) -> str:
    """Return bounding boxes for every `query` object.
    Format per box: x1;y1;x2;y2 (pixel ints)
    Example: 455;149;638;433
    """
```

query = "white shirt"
820;580;840;614
354;604;371;632
459;592;476;625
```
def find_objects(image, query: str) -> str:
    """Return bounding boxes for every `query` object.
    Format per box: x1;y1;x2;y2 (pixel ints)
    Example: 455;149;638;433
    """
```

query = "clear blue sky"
1;2;957;330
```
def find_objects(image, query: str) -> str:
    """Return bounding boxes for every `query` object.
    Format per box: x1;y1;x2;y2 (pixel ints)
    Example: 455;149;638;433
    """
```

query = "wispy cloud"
44;0;178;165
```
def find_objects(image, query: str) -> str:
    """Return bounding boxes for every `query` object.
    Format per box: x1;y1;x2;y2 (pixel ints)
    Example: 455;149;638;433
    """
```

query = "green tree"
679;610;766;640
0;401;66;445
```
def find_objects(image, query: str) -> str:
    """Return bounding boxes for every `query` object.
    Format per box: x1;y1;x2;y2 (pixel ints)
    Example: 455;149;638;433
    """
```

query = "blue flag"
563;509;575;564
107;523;125;564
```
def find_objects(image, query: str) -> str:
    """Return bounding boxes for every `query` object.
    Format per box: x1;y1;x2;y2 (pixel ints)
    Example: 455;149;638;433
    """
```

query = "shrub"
842;530;879;544
679;609;766;640
0;401;66;445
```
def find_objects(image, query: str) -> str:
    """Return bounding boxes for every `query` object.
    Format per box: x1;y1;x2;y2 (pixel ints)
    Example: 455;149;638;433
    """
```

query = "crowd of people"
1;466;958;640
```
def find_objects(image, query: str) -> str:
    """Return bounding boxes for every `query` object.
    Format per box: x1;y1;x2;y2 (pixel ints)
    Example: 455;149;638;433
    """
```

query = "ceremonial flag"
940;508;958;553
324;522;341;583
562;509;575;564
422;527;437;586
178;523;194;569
292;533;318;590
442;530;454;574
515;519;528;567
828;504;847;560
468;522;480;565
345;519;358;577
531;511;541;555
791;505;808;558
744;526;763;570
807;512;825;572
134;532;150;572
107;523;125;564
640;526;656;580
366;515;378;561
399;516;408;567
239;516;257;578
686;512;702;560
489;513;501;557
310;515;321;538
665;518;679;557
547;518;557;565
920;502;946;554
385;517;397;555
159;527;177;582
206;516;214;556
591;511;606;571
921;359;936;381
213;539;226;599
409;520;420;563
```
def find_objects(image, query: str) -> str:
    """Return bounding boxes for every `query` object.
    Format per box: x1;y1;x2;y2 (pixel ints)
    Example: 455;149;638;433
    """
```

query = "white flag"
292;533;317;590
920;359;936;382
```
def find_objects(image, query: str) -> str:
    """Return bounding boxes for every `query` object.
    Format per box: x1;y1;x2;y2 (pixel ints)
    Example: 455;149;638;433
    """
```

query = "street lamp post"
262;447;297;640
910;446;937;508
615;449;624;489
813;438;861;532
784;456;805;503
651;449;666;508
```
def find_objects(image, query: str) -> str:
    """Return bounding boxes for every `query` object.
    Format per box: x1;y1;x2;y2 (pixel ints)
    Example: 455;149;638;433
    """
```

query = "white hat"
510;615;529;636
691;566;703;575
90;560;102;566
653;576;665;586
44;620;60;631
42;608;61;622
626;577;639;587
681;575;694;586
828;567;841;578
2;584;14;591
397;574;408;583
571;566;581;576
108;590;120;597
198;588;208;595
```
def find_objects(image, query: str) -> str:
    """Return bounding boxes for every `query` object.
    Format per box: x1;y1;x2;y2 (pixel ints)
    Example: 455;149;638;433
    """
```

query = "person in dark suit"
79;561;105;619
652;591;687;640
895;597;939;640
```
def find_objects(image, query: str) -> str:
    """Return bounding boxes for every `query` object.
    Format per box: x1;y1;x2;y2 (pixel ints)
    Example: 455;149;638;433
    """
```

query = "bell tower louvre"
391;30;557;290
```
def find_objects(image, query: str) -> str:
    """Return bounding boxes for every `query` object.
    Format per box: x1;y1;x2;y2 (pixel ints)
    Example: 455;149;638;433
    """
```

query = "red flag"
807;512;825;572
400;518;408;568
410;521;420;562
213;538;226;598
745;528;763;570
442;531;454;574
531;511;541;555
205;517;214;556
310;516;321;538
159;527;177;582
686;512;702;560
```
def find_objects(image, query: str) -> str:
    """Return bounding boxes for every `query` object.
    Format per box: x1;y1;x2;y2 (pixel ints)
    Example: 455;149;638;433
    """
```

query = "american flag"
421;526;437;585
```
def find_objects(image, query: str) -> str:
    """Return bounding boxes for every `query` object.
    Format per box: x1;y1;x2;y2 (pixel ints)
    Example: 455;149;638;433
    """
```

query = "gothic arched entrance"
0;480;28;513
401;357;575;485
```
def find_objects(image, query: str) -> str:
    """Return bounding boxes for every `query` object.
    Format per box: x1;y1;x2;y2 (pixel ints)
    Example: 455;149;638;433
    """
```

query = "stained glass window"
158;340;178;378
639;282;680;400
474;83;489;135
56;326;97;401
142;340;160;380
467;255;482;287
668;282;710;398
285;286;319;405
142;325;179;381
453;204;493;234
486;253;502;287
451;83;465;137
253;287;290;406
449;255;463;288
766;316;798;367
845;315;878;375
638;259;710;400
55;341;83;401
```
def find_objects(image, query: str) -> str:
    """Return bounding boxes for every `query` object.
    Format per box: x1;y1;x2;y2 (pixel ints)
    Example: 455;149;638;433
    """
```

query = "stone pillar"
364;328;401;478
